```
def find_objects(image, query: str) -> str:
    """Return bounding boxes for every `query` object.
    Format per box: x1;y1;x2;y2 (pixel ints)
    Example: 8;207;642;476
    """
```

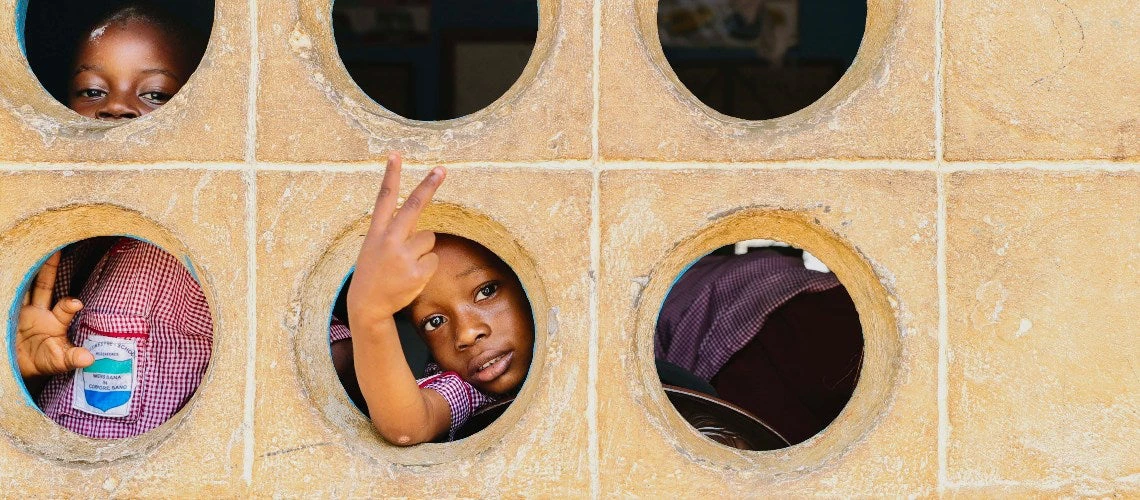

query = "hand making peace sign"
16;251;93;378
347;153;447;330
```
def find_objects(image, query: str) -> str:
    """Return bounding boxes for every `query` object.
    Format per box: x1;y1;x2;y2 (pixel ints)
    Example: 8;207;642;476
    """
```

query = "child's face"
68;20;189;119
408;237;534;395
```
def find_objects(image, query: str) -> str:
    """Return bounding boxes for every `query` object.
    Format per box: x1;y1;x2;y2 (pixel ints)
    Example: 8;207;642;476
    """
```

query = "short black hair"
75;1;208;75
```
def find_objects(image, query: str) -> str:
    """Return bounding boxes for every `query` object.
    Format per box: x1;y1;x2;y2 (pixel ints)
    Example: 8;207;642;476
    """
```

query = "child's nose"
97;95;140;120
454;313;490;350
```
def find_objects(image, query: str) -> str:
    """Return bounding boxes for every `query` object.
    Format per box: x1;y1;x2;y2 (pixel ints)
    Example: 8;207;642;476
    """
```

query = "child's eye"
422;315;446;332
475;282;499;301
76;88;106;99
140;91;173;105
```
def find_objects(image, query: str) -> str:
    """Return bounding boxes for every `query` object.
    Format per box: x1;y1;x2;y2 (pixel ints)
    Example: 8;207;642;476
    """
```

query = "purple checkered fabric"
38;238;213;439
329;322;494;439
655;250;841;381
417;365;495;438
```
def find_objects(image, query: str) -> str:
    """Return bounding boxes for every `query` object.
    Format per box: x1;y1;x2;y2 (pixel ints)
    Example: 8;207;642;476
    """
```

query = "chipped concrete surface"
0;0;1137;496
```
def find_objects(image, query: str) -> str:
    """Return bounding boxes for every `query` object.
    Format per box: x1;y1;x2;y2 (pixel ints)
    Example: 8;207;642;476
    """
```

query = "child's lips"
469;350;513;384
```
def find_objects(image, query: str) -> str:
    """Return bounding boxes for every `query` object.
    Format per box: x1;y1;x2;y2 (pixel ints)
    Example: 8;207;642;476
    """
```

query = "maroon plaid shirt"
37;238;212;439
330;322;494;439
655;251;841;381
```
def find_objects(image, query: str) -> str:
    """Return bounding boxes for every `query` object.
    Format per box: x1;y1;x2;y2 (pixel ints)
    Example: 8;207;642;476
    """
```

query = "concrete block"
254;1;593;163
944;1;1140;160
596;167;939;496
599;0;937;161
946;170;1140;494
0;169;249;496
0;1;251;162
252;167;593;496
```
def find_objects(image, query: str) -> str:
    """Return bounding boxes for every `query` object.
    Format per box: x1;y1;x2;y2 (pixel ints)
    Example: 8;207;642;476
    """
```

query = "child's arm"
347;153;449;446
15;251;93;383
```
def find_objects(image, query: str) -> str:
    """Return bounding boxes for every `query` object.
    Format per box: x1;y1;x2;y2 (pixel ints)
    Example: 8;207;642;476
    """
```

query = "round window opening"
656;0;866;120
655;239;863;450
329;233;535;444
20;0;213;119
332;0;538;121
11;236;213;440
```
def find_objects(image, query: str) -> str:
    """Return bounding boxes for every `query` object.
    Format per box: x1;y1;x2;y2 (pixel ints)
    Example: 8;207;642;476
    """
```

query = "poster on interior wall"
657;0;799;62
334;0;432;42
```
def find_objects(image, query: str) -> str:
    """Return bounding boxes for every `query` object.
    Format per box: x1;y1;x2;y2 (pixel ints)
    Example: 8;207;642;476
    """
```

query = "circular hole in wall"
332;0;538;121
328;233;536;443
654;238;863;450
656;0;866;120
11;235;213;441
296;203;550;463
21;0;213;119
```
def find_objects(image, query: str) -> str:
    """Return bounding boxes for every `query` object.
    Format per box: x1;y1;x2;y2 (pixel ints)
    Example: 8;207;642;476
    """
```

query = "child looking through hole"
330;154;535;445
14;3;211;439
66;2;206;119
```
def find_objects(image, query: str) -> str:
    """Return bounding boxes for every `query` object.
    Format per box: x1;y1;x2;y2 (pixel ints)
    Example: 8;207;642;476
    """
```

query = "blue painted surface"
658;255;702;327
328;266;356;361
84;389;131;411
182;255;201;283
15;0;28;55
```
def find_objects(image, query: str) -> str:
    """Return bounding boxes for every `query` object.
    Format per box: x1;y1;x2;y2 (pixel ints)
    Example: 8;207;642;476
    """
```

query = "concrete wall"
0;0;1136;496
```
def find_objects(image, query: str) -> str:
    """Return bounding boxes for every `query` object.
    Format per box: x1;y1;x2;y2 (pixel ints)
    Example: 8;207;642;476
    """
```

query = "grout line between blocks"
252;160;595;171
935;0;949;493
2;161;1140;175
4;160;1139;173
241;0;260;488
241;169;258;488
587;0;602;496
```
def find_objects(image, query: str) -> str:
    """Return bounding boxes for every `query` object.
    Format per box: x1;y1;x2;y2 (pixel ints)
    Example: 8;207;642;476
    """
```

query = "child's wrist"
347;314;399;342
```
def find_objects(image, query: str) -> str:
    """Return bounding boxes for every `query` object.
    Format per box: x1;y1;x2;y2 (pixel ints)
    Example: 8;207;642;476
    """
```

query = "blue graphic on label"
71;335;138;417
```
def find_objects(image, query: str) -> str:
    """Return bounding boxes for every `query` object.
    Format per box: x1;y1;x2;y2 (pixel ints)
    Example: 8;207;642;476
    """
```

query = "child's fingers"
416;251;440;280
66;346;94;370
407;230;436;256
30;252;61;309
391;167;446;237
369;152;404;233
51;297;83;329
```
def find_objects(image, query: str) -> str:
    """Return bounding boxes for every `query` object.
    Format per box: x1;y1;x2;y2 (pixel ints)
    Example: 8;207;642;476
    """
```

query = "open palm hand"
15;252;92;378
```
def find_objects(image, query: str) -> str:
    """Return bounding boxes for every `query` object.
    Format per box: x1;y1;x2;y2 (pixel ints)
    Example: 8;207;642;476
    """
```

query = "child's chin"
478;373;524;396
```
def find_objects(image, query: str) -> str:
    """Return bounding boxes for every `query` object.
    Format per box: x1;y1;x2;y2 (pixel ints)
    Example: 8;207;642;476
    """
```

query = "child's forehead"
435;238;505;271
86;19;171;45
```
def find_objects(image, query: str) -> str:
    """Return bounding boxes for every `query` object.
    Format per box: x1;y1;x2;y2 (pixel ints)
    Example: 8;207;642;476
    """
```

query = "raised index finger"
368;152;404;233
390;166;446;237
30;251;60;309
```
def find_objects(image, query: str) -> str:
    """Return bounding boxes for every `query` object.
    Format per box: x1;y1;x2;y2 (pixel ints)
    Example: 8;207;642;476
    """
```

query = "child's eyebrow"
455;265;488;279
141;68;182;79
73;64;99;75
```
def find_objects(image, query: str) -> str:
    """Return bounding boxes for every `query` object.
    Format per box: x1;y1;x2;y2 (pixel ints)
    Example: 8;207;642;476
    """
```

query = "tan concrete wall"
0;0;1135;496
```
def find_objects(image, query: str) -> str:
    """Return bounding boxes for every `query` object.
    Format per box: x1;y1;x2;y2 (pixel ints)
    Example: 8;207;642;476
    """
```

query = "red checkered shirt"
655;250;841;381
36;238;212;439
330;321;494;439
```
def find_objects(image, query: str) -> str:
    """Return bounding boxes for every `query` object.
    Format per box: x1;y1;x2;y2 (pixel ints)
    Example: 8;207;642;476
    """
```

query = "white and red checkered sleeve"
330;316;352;343
417;371;494;439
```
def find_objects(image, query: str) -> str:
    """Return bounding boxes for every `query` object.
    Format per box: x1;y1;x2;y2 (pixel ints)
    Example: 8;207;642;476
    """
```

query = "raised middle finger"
390;166;446;238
